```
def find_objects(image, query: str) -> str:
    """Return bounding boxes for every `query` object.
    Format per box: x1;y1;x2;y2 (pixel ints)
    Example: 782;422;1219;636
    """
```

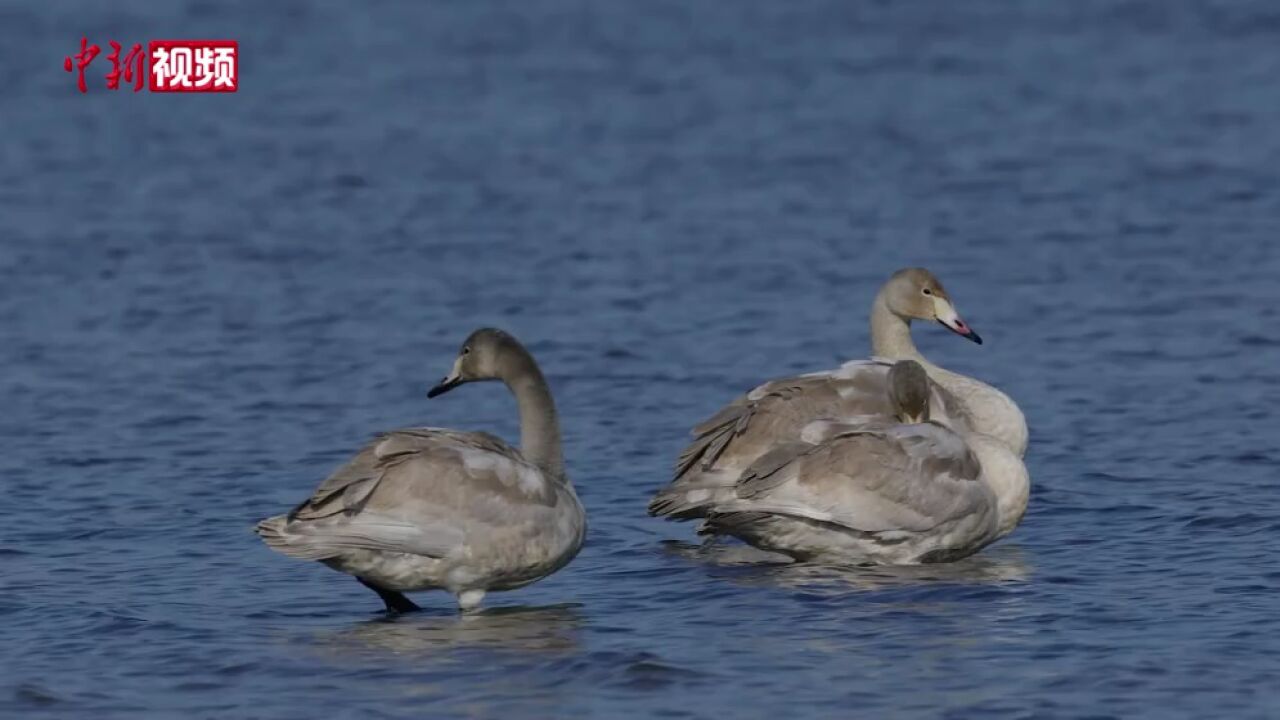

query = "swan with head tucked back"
648;268;1028;526
697;360;1024;565
256;328;585;613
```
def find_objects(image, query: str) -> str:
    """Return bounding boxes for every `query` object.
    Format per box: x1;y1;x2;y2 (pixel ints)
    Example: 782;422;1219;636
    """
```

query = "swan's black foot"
357;577;421;614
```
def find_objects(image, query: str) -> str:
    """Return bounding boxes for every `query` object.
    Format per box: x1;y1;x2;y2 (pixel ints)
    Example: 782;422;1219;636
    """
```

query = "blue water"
3;1;1279;717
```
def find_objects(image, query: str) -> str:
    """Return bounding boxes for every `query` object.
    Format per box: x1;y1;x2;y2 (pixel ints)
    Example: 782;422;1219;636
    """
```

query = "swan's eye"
462;346;471;355
922;288;932;296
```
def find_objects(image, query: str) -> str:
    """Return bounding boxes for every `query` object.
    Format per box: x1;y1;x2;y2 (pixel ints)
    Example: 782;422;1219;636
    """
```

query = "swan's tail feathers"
255;515;338;561
698;510;773;537
647;475;735;520
675;405;751;479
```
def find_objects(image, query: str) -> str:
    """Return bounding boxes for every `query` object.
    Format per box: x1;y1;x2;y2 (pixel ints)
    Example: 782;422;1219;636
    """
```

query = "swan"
256;328;585;613
697;360;1025;564
649;267;1027;521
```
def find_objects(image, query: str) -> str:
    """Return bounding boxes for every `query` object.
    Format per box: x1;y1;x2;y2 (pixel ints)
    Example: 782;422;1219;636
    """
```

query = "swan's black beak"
428;376;462;398
938;318;982;345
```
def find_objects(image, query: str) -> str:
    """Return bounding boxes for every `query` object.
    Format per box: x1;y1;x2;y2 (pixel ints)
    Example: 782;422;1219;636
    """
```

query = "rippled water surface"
3;1;1280;717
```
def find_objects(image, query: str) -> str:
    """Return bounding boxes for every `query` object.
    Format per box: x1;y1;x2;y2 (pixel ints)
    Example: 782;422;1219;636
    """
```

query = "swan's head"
883;267;982;344
428;327;523;397
888;360;931;424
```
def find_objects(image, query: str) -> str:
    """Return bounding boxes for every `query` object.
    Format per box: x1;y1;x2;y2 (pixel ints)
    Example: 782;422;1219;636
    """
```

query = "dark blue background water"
2;1;1278;717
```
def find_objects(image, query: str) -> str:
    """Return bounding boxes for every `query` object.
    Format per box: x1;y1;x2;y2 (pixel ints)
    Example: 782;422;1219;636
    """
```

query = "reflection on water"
662;539;1032;592
300;605;586;718
313;604;584;658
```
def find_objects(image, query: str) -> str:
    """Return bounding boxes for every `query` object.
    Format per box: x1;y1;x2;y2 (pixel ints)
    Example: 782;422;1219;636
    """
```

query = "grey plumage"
649;267;1028;525
649;358;974;520
700;418;999;565
692;357;1006;565
256;329;585;612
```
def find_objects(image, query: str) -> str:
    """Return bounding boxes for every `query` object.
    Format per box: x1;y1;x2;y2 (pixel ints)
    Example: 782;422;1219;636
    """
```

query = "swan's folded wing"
733;442;820;499
652;377;846;519
265;429;561;560
670;358;976;481
258;511;464;560
674;374;863;480
723;426;986;535
288;428;539;521
654;359;976;521
675;398;756;479
286;436;384;521
654;365;895;520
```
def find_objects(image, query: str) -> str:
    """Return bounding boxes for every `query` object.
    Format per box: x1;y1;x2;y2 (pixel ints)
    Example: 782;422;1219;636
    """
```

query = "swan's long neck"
967;433;1030;539
870;294;953;383
503;351;565;481
868;293;1028;457
870;295;923;361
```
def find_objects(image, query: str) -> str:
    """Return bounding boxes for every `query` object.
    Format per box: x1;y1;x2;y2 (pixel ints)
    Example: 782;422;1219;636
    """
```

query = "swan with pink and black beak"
650;267;1028;546
930;286;982;343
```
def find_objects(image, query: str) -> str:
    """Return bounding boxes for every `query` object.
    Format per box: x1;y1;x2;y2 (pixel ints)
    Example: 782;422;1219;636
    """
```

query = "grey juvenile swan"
256;328;585;613
649;268;1027;527
698;360;1024;564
